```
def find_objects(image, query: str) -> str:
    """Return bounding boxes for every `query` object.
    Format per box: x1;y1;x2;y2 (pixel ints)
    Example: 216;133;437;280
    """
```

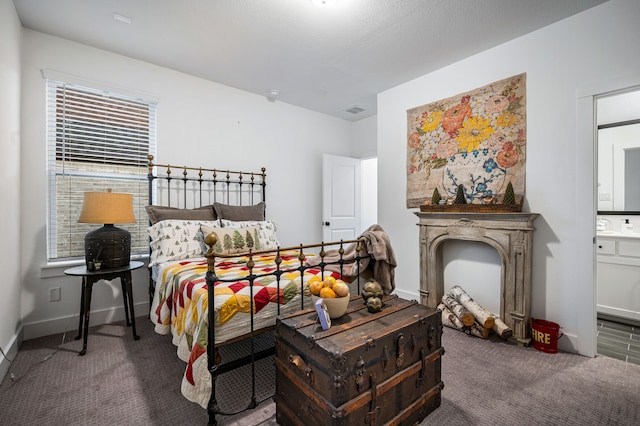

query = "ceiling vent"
344;105;365;115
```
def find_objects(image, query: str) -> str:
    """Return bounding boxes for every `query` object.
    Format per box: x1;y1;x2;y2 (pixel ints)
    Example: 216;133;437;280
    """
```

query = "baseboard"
394;289;590;355
393;288;420;302
598;311;640;327
597;305;640;323
22;301;150;341
0;326;23;383
556;330;581;355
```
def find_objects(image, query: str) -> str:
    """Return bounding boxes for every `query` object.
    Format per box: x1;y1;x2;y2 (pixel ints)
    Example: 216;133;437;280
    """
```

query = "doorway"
575;74;640;357
594;88;640;365
321;154;377;242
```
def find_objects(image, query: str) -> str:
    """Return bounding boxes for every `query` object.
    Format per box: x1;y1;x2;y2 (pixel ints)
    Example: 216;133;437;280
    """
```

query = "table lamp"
78;190;136;271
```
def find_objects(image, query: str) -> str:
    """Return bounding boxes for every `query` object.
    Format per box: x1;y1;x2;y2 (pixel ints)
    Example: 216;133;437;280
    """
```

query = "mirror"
597;90;640;214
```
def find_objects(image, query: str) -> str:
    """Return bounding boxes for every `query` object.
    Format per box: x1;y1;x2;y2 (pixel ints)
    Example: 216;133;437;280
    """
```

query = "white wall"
377;0;640;356
20;30;355;339
0;0;23;379
351;114;377;159
360;158;378;232
351;115;378;233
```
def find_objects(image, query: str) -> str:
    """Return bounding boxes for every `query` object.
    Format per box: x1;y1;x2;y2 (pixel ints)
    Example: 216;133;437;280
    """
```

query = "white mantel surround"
416;212;540;345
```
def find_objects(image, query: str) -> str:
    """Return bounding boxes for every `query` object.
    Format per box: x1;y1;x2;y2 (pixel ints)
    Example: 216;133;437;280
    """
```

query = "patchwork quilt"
149;251;339;408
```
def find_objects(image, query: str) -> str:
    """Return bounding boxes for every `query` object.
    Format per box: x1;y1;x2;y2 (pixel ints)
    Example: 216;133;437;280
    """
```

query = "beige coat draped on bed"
305;224;397;294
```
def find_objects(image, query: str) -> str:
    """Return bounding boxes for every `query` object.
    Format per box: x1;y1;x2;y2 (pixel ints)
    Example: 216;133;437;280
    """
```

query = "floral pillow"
218;219;280;250
148;219;220;266
201;224;264;255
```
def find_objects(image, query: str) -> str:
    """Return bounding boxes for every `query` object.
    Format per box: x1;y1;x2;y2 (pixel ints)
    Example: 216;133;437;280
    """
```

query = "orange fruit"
309;280;324;296
333;281;350;297
323;276;337;288
319;287;337;298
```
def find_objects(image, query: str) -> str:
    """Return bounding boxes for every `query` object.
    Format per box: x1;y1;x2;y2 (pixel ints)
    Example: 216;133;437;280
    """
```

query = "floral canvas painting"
406;73;526;208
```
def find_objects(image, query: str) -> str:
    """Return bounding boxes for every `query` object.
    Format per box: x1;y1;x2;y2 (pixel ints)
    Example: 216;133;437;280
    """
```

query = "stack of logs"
438;285;512;339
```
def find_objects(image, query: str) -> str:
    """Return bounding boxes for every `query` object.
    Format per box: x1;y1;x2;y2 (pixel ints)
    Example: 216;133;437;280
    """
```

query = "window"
46;79;157;262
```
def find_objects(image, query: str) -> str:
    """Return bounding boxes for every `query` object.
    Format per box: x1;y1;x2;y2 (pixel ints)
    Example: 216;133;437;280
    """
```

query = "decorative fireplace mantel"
415;212;540;345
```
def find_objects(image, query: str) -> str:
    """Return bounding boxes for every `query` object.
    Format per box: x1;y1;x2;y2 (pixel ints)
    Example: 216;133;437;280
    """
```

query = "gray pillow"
213;201;266;222
145;205;217;224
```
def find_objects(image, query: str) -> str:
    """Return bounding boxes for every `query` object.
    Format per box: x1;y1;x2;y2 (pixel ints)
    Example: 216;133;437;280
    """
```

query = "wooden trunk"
275;295;444;426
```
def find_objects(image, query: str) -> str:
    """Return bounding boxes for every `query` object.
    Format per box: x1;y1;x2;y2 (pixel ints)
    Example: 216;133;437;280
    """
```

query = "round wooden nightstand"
64;261;144;356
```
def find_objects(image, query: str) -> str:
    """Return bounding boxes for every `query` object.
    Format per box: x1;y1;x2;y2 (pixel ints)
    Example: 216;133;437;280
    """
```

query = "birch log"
473;321;491;339
467;326;485;338
491;316;513;339
439;303;484;338
437;303;466;331
442;294;475;327
449;285;495;329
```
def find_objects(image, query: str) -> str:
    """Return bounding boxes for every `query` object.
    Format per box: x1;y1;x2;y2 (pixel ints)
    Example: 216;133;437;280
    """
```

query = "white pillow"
148;219;221;266
219;219;280;250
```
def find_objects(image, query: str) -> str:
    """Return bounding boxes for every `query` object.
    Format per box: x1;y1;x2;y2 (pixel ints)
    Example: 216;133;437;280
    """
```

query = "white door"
322;154;361;242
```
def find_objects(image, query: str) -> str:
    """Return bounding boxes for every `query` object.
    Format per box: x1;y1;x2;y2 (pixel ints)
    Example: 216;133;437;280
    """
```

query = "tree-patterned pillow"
201;224;263;255
218;219;280;250
148;219;219;266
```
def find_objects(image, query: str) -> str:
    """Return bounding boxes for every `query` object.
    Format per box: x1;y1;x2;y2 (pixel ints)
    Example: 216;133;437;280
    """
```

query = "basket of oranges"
308;275;350;319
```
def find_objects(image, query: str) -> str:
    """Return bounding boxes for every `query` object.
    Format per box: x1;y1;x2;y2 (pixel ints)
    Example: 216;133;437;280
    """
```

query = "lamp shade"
78;191;136;271
78;191;136;224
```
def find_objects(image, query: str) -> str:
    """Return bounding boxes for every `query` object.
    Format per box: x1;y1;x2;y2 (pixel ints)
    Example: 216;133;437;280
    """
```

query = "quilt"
149;250;339;408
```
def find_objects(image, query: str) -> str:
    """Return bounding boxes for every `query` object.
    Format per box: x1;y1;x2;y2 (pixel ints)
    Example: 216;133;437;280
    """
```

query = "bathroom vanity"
597;232;640;323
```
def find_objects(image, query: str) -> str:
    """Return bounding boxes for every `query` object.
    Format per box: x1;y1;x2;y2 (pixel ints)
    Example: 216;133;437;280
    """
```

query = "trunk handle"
366;373;379;425
289;354;314;384
396;333;405;367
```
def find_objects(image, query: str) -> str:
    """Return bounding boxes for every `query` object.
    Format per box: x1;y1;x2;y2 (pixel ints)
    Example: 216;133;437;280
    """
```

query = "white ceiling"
13;0;607;121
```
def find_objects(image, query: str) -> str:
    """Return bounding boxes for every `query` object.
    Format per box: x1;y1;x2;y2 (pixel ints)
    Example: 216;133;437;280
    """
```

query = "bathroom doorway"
594;88;640;364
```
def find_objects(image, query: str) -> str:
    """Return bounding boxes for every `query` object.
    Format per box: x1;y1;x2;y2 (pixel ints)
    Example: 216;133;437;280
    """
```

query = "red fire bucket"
531;318;563;353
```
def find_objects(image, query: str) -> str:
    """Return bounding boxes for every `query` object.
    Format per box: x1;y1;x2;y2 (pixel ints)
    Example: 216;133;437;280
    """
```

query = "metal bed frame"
147;156;371;425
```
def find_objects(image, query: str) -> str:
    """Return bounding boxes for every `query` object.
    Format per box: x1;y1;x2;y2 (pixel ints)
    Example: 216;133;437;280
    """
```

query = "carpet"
1;318;639;425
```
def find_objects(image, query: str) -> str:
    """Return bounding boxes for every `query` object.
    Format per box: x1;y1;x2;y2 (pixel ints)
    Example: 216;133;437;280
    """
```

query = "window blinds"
46;80;157;262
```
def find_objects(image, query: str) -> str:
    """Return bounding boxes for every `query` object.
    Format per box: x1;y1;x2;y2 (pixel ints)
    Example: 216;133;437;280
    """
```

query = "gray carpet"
1;318;639;425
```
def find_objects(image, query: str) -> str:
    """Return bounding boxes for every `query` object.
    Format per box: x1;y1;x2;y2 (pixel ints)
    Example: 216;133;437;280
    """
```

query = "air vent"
344;106;365;115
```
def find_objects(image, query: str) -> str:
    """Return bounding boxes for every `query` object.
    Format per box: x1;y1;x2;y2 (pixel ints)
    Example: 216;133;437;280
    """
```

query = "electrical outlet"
49;287;61;302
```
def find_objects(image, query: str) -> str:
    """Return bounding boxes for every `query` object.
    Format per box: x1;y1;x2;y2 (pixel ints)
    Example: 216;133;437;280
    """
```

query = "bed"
145;156;394;425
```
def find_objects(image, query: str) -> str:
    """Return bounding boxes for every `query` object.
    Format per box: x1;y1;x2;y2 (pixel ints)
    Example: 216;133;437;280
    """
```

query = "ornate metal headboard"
147;155;266;209
146;155;267;303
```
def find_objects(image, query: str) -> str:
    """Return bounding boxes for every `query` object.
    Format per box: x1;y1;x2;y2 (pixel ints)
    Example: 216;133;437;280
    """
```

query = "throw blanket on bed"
304;224;397;294
149;251;339;408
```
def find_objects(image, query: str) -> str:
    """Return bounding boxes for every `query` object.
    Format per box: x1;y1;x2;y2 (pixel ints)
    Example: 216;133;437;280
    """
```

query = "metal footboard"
204;238;371;425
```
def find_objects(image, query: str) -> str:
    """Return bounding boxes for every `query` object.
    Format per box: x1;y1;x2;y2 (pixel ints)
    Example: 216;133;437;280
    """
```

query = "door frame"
577;72;640;357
